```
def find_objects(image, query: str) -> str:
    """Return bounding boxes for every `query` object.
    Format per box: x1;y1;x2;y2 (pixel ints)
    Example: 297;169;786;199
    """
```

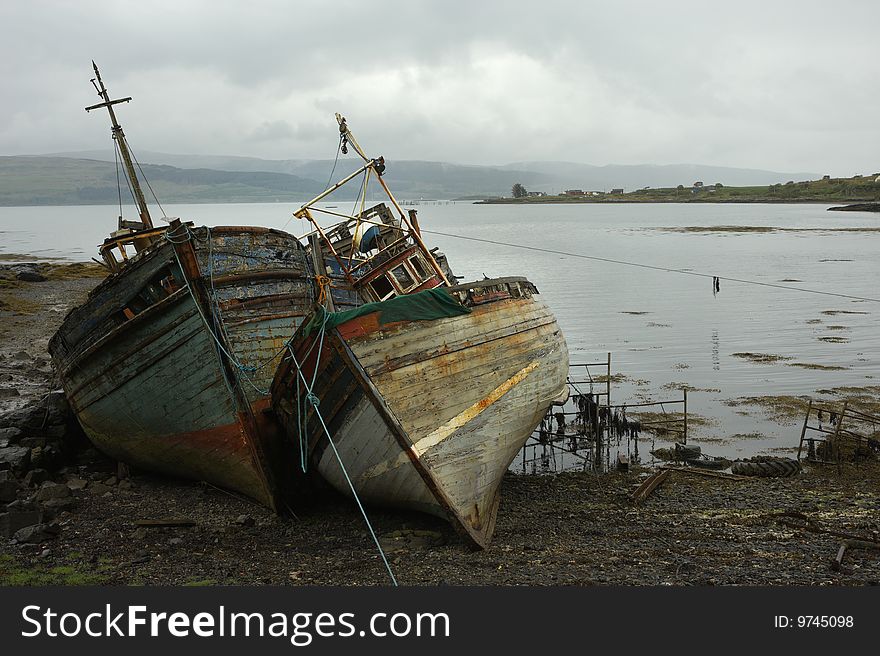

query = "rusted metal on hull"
272;278;569;547
49;225;314;508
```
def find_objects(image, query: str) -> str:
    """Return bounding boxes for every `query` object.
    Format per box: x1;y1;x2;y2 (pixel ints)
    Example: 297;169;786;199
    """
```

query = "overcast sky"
1;0;878;175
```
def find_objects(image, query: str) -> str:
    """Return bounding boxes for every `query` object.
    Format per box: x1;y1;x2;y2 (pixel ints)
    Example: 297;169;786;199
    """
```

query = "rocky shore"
1;263;879;586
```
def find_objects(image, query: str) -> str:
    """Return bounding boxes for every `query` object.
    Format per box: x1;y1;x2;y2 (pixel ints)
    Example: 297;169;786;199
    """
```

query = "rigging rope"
285;330;398;586
127;136;167;218
113;137;138;210
421;229;880;303
113;140;123;220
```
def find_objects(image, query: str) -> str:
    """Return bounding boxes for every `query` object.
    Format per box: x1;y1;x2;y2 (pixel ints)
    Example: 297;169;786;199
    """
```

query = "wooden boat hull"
272;278;568;546
49;226;313;508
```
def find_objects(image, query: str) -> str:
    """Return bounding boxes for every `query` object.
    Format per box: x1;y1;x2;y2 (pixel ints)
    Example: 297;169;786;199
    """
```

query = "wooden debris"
134;518;196;528
658;465;751;481
631;469;670;505
832;539;880;574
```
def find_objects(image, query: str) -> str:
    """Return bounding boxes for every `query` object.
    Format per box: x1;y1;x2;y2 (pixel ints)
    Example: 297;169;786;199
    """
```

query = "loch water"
2;201;878;462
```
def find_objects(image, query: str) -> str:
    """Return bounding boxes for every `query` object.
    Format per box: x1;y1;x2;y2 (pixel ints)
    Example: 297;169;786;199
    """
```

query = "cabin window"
116;267;179;323
369;274;395;300
408;256;428;280
390;264;416;291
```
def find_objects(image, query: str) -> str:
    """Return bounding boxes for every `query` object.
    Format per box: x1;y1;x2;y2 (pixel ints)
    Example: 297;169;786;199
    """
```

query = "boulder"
23;469;49;487
0;427;20;448
235;514;255;527
0;509;43;539
0;403;44;430
65;477;88;491
18;436;47;449
15;271;47;283
42;497;77;513
0;473;18;503
88;483;111;496
44;391;71;427
5;499;38;512
13;522;60;543
33;444;63;471
34;482;71;502
0;446;30;471
0;392;71;432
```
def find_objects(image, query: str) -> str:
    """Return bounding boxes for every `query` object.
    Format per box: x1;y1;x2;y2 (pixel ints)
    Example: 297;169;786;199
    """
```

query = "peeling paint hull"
272;278;568;546
49;226;313;508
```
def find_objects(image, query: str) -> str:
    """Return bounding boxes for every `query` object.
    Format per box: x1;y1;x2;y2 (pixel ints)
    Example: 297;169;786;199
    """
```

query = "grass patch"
0;294;41;314
0;560;108;586
0;253;67;262
731;352;792;364
646;322;671;327
805;319;822;324
619;311;651;315
183;578;220;586
628;410;716;436
660;382;721;393
814;385;880;415
725;395;811;422
697;432;765;444
818;336;849;343
656;225;777;233
821;310;869;316
40;262;107;280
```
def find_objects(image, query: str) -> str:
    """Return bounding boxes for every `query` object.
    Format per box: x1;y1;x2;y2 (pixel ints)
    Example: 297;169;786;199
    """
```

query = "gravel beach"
1;264;878;586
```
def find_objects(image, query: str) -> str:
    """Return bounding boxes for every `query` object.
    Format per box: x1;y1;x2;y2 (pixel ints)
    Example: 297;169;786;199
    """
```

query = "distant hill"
3;151;823;206
484;174;880;205
0;156;325;206
41;151;554;201
498;161;820;192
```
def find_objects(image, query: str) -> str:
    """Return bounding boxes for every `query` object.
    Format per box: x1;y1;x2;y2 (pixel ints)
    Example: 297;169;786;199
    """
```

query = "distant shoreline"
477;198;865;205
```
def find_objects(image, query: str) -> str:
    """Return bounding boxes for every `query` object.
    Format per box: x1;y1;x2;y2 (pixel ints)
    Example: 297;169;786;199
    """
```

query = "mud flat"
2;264;879;586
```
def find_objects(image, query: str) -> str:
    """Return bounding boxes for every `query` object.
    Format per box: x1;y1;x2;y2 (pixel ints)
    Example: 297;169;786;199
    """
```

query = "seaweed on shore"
787;362;848;371
731;352;792;364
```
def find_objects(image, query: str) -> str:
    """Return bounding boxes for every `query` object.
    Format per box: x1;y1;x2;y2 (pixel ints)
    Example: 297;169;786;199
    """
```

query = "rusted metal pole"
797;397;813;461
833;401;848;474
308;232;335;311
333;113;449;286
297;162;373;209
683;388;688;445
297;208;357;288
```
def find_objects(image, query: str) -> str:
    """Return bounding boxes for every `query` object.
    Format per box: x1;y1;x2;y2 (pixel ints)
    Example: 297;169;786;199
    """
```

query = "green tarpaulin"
303;288;471;336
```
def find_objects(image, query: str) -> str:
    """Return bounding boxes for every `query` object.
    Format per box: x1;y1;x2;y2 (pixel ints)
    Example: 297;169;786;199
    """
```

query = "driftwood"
832;540;880;573
658;465;751;481
631;470;670;505
134;518;196;528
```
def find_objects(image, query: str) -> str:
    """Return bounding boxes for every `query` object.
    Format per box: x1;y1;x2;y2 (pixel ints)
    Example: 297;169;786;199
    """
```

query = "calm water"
2;202;878;459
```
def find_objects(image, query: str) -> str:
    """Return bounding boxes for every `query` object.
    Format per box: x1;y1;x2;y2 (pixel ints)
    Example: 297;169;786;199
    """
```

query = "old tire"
731;457;800;478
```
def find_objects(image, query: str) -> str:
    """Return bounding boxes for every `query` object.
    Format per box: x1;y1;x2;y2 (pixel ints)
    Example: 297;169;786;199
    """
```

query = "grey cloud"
1;0;878;174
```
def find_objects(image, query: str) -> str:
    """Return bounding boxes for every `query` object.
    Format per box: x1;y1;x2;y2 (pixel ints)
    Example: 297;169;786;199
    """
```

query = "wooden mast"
85;61;153;229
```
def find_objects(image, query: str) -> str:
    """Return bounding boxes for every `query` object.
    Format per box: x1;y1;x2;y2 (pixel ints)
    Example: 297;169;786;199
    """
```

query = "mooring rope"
285;330;398;586
421;229;880;303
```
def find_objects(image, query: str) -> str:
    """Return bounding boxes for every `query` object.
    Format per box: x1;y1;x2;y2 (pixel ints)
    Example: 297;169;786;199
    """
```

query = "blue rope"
286;333;398;586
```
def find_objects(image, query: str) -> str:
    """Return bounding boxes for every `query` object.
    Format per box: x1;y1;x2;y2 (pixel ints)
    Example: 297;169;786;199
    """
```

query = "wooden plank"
659;465;751;481
134;519;196;527
631;469;670;504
